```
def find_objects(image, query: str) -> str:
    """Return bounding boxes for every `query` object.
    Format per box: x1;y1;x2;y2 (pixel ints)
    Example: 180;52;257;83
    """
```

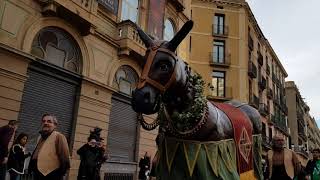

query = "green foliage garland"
159;73;207;132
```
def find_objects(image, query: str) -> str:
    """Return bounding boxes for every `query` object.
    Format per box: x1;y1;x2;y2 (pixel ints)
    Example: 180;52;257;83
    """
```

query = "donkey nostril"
144;92;150;103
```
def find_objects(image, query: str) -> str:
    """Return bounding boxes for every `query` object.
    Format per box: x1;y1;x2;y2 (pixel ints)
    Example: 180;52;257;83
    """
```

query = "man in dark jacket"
77;127;107;180
0;120;18;180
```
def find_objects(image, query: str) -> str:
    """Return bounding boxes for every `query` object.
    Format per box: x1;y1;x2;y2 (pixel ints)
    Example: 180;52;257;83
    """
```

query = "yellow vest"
267;148;295;179
37;131;60;176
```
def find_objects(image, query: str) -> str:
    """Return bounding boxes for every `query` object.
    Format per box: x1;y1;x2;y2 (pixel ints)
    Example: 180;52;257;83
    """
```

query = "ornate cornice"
197;0;245;8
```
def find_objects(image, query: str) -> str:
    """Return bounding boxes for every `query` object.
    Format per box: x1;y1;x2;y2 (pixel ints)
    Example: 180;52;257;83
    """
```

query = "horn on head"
136;24;154;48
167;20;194;52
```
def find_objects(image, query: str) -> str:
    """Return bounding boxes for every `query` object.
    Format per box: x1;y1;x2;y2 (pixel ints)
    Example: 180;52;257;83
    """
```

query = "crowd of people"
2;115;320;180
0;114;108;180
264;135;320;180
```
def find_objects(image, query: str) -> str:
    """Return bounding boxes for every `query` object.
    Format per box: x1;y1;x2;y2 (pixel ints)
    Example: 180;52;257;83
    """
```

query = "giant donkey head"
131;20;194;114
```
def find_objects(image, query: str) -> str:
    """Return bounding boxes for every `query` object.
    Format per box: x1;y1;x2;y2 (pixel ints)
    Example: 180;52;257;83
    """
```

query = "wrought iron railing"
258;76;267;90
248;61;257;78
257;51;263;65
248;36;254;50
259;103;269;116
262;135;272;148
267;88;273;99
293;146;308;157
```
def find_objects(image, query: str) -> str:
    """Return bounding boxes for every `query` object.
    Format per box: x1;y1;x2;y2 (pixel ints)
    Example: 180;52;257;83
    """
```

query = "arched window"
121;0;139;22
163;19;175;41
113;65;138;95
31;27;82;74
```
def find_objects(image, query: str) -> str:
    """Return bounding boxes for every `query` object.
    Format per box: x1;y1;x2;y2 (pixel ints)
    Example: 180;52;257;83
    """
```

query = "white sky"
246;0;320;126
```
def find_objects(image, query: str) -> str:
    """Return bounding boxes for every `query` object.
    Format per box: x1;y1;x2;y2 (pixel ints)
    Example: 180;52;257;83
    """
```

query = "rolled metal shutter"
17;62;80;153
107;93;138;163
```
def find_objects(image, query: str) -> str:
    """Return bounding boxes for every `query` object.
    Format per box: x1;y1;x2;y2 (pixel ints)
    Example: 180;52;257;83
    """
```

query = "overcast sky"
246;0;320;126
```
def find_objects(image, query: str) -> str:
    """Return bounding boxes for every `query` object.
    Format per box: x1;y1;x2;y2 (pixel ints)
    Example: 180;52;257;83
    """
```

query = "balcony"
207;87;233;102
262;135;272;149
259;103;269;117
272;73;276;82
267;114;273;124
299;132;307;141
210;52;231;67
267;88;273;99
258;76;267;90
39;0;95;15
276;78;281;86
248;61;257;78
275;122;289;136
168;0;185;12
38;0;93;35
273;96;280;106
266;65;270;75
257;51;263;66
117;20;146;57
212;24;229;37
249;94;259;109
281;103;288;115
297;111;304;123
271;114;276;124
248;36;254;51
293;146;309;158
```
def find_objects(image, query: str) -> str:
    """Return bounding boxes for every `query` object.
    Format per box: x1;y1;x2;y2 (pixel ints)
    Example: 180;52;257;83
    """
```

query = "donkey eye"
160;63;169;71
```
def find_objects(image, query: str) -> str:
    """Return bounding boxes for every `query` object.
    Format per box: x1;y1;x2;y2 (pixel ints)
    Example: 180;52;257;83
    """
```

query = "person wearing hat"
0;120;18;180
77;127;108;180
28;113;70;180
305;148;320;180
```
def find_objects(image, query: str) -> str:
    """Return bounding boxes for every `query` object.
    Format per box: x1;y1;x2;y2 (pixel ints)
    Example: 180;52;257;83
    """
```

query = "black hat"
88;127;104;142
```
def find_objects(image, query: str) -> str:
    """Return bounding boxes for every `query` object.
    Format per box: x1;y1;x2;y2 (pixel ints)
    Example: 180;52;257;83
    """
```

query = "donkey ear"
136;24;154;48
167;20;193;52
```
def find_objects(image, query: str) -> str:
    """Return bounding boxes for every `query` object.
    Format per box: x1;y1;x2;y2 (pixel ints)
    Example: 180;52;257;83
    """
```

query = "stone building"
0;0;189;179
189;0;289;157
285;81;316;165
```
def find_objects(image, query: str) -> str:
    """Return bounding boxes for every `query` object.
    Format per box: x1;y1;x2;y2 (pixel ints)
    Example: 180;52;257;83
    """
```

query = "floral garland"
159;73;207;133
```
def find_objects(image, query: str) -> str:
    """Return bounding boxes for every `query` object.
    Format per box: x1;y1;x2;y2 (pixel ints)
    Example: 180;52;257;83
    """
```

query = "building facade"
285;81;319;165
306;114;320;152
0;0;190;179
189;0;289;157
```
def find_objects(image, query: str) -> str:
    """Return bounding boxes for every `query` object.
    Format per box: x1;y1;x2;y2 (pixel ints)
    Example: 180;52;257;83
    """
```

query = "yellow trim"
165;138;179;173
183;142;201;176
240;170;256;180
204;144;219;176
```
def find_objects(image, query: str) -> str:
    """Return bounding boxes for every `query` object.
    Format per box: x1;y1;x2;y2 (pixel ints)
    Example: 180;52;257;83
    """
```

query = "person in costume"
266;135;301;180
77;127;108;180
28;113;70;180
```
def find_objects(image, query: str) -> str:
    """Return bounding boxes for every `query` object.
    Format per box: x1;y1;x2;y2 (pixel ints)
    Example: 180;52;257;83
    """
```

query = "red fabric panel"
213;102;253;174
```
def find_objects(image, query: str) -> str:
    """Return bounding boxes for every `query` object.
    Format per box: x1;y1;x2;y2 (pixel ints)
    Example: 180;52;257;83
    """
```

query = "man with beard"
0;120;17;180
29;113;70;180
266;135;301;180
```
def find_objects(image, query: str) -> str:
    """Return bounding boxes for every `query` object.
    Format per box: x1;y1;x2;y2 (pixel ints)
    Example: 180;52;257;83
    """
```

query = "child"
7;133;31;180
